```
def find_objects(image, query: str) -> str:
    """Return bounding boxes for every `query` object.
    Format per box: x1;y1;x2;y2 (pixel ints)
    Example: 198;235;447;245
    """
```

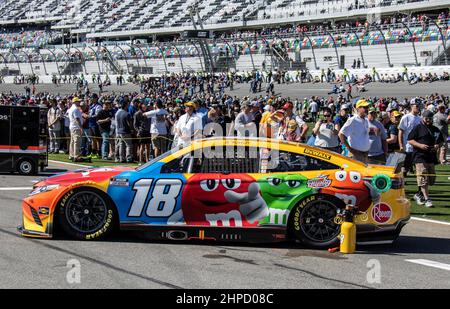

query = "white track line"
48;160;91;168
411;217;450;226
405;259;450;272
0;187;31;190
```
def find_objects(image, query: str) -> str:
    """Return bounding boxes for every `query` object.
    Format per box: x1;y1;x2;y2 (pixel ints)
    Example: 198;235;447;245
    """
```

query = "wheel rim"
20;161;32;174
300;199;340;243
65;192;108;233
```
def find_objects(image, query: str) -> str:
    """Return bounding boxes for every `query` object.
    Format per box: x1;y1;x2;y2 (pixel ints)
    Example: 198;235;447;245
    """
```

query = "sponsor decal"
307;175;332;189
371;203;392;224
110;178;129;187
38;207;50;216
303;148;332;161
293;195;316;231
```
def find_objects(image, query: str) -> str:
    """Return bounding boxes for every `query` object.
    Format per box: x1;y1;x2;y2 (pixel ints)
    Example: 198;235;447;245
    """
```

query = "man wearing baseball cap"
338;99;371;163
408;110;444;208
174;102;202;148
398;100;422;176
386;110;402;153
280;102;308;142
234;101;256;137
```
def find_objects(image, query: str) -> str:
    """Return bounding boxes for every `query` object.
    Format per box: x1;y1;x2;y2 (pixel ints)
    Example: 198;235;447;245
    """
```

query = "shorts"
137;132;151;145
152;134;167;152
368;154;386;165
349;149;369;164
415;163;436;187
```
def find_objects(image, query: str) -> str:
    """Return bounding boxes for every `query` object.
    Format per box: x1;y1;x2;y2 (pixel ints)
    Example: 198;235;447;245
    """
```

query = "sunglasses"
323;114;331;117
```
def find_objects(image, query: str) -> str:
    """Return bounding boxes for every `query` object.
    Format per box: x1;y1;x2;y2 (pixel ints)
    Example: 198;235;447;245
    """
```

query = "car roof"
160;137;366;169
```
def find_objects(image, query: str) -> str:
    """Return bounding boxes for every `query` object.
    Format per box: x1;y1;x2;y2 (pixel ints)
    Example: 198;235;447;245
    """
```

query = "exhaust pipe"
166;230;188;241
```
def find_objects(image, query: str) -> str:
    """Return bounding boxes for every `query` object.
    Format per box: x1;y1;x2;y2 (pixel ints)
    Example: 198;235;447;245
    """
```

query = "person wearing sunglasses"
367;107;388;165
407;110;444;208
313;107;340;153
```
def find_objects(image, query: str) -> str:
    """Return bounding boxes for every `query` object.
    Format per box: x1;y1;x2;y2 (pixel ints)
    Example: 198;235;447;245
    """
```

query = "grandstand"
0;0;449;79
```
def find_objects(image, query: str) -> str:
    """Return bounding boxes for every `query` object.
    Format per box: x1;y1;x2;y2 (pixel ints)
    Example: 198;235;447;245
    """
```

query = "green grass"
405;164;450;222
49;152;450;222
49;153;139;168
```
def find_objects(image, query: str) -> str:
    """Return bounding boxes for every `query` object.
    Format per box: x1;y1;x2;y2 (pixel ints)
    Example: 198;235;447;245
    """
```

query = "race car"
19;137;411;248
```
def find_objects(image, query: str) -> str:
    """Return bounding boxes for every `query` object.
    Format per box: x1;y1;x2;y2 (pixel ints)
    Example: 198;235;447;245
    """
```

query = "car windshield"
135;146;181;172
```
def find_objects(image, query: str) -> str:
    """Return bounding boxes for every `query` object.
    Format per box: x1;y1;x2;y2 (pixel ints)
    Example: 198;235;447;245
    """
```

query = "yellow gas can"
340;221;356;254
339;205;357;254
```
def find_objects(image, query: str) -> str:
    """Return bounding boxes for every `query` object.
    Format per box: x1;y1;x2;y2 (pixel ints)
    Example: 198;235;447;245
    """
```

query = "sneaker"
413;193;425;205
425;199;434;208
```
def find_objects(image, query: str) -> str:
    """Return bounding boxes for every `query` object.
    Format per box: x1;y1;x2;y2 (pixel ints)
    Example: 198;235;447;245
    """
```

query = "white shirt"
309;102;319;113
315;122;339;148
340;115;370;152
144;109;169;135
398;113;421;153
68;104;82;131
175;113;202;147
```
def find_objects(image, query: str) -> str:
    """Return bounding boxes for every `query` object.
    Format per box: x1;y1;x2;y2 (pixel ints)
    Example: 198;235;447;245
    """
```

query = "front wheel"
17;158;36;175
57;187;116;240
289;194;345;249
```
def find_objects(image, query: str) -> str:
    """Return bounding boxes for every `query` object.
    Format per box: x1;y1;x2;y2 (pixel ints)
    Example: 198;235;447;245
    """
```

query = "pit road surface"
1;162;449;289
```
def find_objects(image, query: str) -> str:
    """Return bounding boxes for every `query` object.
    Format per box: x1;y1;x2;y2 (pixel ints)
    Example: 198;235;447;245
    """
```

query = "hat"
410;99;419;106
282;102;293;110
355;99;369;109
422;110;434;118
251;101;261;108
368;107;377;113
392;110;402;117
72;97;81;103
379;111;389;119
287;119;298;132
184;101;195;108
340;104;350;111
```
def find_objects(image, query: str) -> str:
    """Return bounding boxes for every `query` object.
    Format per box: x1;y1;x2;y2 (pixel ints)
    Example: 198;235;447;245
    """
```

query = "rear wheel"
289;194;345;249
57;187;116;240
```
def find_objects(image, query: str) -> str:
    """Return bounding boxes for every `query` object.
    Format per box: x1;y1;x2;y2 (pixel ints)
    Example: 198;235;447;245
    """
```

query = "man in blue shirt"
115;99;134;163
88;93;102;159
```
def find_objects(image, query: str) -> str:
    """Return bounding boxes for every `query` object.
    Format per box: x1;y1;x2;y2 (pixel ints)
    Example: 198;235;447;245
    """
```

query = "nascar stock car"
19;138;411;248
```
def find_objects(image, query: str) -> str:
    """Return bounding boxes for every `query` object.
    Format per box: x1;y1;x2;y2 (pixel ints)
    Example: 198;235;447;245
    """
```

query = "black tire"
289;194;345;249
17;158;37;175
57;187;116;240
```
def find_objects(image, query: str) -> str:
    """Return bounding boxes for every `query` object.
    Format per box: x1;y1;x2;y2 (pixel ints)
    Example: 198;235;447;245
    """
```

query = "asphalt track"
0;162;450;289
1;80;450;99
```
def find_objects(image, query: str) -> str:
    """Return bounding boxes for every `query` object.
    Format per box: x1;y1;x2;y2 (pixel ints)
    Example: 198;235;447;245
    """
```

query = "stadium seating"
0;0;436;31
0;0;448;75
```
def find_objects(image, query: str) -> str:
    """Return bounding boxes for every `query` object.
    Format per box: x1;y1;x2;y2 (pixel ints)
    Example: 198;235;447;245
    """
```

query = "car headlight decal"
29;184;60;196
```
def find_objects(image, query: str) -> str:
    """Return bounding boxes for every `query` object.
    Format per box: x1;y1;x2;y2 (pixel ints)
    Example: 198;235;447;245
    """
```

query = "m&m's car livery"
20;138;410;248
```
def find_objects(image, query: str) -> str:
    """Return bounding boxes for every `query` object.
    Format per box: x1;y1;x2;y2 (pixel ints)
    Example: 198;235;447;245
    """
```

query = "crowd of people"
0;71;449;208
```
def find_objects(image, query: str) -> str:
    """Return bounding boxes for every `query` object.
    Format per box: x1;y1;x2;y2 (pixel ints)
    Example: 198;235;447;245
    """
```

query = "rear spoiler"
386;153;406;175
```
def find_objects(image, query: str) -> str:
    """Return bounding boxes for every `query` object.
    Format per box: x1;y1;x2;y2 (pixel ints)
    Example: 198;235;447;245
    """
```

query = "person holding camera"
408;110;444;208
313;107;340;153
